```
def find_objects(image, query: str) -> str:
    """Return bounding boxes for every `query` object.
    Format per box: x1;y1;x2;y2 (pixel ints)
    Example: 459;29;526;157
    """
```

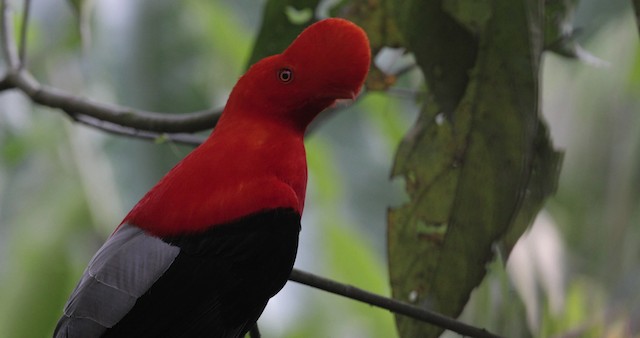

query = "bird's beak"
332;90;361;108
321;85;363;102
337;87;361;101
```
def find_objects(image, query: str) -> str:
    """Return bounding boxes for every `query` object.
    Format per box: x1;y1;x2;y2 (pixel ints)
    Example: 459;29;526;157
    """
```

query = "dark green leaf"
544;0;605;64
501;120;563;253
334;0;403;50
284;5;314;25
392;1;478;115
388;1;562;337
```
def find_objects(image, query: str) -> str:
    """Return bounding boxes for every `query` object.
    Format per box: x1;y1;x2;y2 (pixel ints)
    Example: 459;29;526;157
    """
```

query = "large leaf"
392;1;479;115
388;1;562;337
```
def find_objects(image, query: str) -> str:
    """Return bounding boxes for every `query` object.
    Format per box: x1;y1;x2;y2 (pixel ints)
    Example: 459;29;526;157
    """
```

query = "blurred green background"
0;1;638;337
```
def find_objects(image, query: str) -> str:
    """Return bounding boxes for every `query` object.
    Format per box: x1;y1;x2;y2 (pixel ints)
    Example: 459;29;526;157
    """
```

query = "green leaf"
246;0;321;68
333;0;403;50
392;1;478;115
388;1;562;337
543;0;579;55
501;121;563;254
285;5;314;25
543;0;606;65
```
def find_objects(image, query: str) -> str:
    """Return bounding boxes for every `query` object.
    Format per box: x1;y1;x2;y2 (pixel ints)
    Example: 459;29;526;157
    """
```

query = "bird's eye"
277;68;293;83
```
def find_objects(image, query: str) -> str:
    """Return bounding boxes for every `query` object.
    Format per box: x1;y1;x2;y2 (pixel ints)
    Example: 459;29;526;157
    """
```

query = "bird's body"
101;209;299;338
54;18;370;338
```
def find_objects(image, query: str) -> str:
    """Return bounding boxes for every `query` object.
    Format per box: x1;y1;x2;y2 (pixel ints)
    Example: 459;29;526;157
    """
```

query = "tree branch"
0;0;221;134
1;68;222;133
289;269;502;338
73;115;205;147
0;0;18;69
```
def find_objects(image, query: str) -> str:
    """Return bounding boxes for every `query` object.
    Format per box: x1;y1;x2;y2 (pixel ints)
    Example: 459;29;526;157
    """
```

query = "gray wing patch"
54;224;180;338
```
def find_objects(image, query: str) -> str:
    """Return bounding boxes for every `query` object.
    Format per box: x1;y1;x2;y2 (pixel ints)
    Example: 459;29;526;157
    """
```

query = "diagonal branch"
289;269;503;338
1;68;222;133
0;0;221;135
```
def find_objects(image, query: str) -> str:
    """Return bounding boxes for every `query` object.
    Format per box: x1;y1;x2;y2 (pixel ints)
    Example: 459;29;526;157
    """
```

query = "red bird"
54;18;370;338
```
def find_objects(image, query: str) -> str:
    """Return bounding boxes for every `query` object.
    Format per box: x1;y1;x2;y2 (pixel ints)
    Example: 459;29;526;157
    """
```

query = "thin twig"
73;115;205;147
289;269;503;338
7;68;222;132
0;0;221;134
18;0;30;68
0;0;19;69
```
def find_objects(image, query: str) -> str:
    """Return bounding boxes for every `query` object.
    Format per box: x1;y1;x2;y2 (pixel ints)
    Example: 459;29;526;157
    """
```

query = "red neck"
124;116;308;237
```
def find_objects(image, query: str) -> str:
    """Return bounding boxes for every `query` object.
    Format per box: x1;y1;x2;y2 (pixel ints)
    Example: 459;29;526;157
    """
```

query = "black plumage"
56;208;300;338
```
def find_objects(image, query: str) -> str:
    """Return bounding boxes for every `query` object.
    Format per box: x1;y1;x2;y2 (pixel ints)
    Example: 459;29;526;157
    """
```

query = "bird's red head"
124;18;370;236
224;18;371;130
